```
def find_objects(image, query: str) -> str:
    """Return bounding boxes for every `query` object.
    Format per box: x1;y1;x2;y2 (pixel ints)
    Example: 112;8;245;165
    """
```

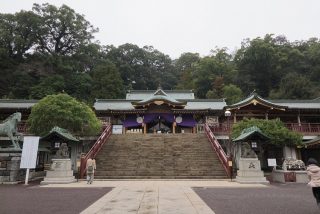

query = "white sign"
267;158;277;167
20;136;40;169
112;125;123;134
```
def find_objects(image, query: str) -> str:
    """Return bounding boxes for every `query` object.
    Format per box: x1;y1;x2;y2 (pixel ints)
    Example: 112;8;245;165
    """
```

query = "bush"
27;93;101;136
232;118;302;146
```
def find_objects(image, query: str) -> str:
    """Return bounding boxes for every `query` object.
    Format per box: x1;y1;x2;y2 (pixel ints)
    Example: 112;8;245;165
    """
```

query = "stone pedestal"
0;150;24;184
272;170;308;183
236;158;269;184
41;159;76;185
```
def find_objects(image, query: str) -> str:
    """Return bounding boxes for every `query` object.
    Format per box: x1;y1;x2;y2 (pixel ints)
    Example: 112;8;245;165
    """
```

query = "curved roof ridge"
226;92;287;111
132;88;186;107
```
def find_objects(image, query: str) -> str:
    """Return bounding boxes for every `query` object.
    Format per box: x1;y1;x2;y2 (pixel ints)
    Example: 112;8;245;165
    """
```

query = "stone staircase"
94;133;227;179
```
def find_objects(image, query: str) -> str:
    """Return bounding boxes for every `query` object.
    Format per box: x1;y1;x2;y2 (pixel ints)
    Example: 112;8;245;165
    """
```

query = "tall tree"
222;84;243;105
235;35;281;97
194;48;234;98
0;11;39;59
91;60;125;99
269;72;316;99
175;52;199;90
32;3;98;55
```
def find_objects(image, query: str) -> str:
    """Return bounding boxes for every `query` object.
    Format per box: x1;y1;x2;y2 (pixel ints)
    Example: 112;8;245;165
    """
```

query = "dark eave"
304;136;320;148
172;109;210;114
99;109;147;114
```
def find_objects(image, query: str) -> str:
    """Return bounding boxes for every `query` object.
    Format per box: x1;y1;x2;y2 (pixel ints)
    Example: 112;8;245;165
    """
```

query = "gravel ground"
194;183;319;214
0;180;112;214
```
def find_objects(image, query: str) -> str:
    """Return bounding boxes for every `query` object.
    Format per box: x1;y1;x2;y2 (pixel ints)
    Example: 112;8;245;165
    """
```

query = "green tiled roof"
41;126;79;142
0;99;38;109
304;136;320;147
126;89;195;100
131;88;187;106
226;92;287;111
233;126;270;142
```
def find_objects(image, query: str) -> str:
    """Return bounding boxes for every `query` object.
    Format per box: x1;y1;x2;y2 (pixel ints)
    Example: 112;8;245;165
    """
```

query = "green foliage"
0;3;320;101
235;35;280;97
0;11;39;59
106;44;177;91
232;118;302;146
194;48;235;98
269;72;317;99
32;3;98;55
222;84;243;104
29;75;65;99
175;52;199;90
91;61;125;99
27;93;101;136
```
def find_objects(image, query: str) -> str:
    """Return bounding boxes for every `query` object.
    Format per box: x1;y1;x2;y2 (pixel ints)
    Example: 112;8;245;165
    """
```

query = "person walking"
86;158;96;184
307;158;320;209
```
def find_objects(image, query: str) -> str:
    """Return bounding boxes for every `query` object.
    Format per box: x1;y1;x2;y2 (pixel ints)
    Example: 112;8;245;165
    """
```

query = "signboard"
267;158;277;167
112;125;123;134
20;136;40;169
206;116;219;126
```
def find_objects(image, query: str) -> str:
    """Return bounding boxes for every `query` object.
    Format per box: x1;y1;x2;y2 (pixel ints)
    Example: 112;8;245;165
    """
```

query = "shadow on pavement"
194;183;319;214
0;180;112;214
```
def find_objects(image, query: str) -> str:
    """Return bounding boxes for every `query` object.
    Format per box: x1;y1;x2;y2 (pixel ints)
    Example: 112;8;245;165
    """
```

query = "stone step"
94;133;227;178
94;175;227;179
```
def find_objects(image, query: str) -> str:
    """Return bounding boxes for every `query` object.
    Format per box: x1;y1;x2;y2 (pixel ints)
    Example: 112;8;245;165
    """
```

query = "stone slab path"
42;180;267;214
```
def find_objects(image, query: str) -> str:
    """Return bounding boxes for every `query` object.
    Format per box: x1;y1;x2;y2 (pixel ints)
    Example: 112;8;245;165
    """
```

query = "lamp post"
224;110;232;155
225;110;233;181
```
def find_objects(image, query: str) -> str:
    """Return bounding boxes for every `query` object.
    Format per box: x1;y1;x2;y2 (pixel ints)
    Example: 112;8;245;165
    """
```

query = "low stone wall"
272;169;308;183
0;151;24;184
0;150;47;184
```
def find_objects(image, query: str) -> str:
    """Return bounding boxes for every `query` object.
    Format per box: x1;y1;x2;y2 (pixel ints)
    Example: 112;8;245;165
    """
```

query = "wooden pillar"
123;127;127;134
233;113;237;123
265;113;268;120
192;127;196;134
143;123;147;134
297;114;301;126
173;122;176;134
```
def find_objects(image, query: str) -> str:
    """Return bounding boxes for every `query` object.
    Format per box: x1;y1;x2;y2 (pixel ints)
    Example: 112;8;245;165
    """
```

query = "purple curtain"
123;113;195;127
143;114;158;123
143;113;174;123
176;114;196;127
161;113;174;123
123;115;142;128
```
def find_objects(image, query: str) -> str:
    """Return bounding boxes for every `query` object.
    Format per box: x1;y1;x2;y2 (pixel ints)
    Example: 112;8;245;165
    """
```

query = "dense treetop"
231;118;302;146
27;93;101;136
1;4;319;104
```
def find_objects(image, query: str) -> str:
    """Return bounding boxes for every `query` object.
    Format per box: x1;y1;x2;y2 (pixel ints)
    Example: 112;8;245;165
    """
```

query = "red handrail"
204;123;232;178
79;125;112;179
209;123;320;135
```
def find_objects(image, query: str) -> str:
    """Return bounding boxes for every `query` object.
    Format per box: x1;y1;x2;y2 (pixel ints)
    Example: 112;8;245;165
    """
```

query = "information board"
20;136;40;169
112;125;123;134
267;158;277;167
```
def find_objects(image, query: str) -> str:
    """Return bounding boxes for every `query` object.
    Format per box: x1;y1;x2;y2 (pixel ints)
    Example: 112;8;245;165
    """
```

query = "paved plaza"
1;180;319;214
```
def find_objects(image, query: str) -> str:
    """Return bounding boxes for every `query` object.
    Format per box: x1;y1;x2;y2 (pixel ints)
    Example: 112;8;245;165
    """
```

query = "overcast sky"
1;0;319;58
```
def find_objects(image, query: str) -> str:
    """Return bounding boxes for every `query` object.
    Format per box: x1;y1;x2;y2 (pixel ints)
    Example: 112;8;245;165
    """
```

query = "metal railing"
285;123;320;134
209;122;320;135
79;125;112;179
204;123;232;178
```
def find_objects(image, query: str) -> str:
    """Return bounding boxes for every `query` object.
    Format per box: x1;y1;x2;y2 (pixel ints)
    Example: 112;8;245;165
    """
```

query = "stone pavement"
42;180;268;214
